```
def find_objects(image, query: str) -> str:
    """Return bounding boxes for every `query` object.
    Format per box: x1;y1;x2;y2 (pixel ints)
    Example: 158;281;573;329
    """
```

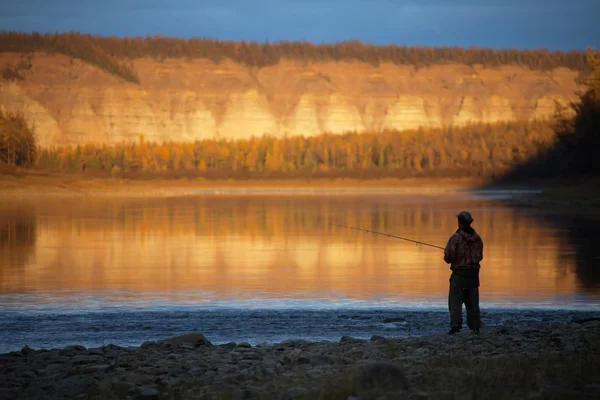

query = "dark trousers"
448;276;481;330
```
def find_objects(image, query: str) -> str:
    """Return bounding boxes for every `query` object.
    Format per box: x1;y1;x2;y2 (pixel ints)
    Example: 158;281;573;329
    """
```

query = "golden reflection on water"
0;194;592;304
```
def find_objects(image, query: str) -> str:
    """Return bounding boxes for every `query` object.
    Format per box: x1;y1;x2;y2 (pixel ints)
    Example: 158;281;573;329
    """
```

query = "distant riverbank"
0;171;487;199
4;168;598;212
5;171;594;210
2;320;599;399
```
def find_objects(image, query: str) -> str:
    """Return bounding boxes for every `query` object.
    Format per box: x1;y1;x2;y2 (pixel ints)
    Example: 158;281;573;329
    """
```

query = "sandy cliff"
0;52;582;147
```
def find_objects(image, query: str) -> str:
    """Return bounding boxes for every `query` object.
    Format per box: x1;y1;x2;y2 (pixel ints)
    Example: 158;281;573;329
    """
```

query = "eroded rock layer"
0;53;581;146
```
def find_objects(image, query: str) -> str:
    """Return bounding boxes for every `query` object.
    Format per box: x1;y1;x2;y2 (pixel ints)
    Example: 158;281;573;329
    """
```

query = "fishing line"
334;224;444;250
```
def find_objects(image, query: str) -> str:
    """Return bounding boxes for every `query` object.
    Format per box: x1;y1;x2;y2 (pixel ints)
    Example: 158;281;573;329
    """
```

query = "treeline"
35;120;555;180
0;31;592;83
0;111;36;167
556;50;600;177
0;32;140;83
498;49;600;181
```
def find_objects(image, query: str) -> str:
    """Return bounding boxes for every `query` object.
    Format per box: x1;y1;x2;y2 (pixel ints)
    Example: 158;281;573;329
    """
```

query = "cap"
456;210;474;224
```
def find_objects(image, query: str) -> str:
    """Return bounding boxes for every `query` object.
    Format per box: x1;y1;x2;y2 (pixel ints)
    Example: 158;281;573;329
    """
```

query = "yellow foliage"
36;120;557;179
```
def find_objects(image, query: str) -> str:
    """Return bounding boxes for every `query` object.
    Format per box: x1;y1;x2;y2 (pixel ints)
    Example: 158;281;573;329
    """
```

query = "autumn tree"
36;120;559;180
0;111;36;166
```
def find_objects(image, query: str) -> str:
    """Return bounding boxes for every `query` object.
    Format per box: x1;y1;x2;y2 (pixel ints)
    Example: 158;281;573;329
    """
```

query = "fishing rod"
334;224;445;250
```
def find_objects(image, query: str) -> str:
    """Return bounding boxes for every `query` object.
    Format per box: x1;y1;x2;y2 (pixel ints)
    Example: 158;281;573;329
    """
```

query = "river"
1;190;598;352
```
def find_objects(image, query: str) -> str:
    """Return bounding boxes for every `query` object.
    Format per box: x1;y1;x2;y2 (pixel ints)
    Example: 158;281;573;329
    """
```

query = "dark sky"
1;0;598;50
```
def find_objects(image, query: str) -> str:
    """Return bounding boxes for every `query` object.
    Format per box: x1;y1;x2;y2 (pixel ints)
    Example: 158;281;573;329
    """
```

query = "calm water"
1;190;599;352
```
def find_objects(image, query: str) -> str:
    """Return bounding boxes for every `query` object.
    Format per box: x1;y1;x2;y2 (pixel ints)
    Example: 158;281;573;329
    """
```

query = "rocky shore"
1;319;599;400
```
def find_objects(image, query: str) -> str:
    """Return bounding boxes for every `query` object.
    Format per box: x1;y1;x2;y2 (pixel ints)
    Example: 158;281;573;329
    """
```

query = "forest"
0;31;592;83
27;120;555;180
0;105;557;180
497;49;600;182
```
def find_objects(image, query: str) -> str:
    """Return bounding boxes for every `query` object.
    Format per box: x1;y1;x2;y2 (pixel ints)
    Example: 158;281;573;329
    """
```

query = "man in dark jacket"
444;211;483;335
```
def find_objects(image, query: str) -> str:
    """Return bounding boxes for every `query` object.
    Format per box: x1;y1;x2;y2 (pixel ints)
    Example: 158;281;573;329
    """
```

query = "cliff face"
0;52;582;147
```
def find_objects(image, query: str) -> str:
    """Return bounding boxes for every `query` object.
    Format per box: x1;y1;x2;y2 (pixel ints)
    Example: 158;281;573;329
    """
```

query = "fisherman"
444;211;483;335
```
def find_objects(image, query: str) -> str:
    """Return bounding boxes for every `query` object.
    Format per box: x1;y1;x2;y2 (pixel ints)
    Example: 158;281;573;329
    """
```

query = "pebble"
136;386;159;398
0;324;597;399
285;387;309;399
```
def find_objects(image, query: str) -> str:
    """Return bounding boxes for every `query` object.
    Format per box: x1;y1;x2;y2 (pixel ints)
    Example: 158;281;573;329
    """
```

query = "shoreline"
0;175;491;199
4;307;599;356
502;183;600;212
2;320;599;399
8;169;595;205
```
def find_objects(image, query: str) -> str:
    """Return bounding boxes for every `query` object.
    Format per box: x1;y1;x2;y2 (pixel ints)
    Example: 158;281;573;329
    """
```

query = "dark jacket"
444;227;483;287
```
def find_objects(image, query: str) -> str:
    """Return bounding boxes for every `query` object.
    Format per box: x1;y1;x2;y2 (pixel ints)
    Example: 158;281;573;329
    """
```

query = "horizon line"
1;29;593;53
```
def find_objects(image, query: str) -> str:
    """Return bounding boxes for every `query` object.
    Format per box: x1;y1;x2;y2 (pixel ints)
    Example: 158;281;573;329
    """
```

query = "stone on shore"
157;332;213;348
